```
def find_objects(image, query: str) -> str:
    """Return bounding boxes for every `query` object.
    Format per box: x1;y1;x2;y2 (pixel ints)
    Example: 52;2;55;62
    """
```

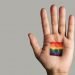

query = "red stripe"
50;42;63;45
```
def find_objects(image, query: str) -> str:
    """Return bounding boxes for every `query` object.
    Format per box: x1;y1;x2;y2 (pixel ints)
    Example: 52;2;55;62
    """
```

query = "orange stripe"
50;43;63;46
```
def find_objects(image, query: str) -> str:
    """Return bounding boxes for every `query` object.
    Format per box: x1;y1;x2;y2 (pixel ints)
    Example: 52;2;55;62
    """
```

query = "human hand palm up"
28;5;75;73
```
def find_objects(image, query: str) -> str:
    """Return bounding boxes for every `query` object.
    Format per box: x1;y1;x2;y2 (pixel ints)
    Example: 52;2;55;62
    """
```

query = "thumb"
28;33;41;57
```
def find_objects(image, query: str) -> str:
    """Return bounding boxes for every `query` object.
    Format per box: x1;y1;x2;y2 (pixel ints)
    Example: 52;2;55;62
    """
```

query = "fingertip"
40;8;47;16
59;6;66;14
28;33;33;39
69;15;75;20
50;4;57;12
69;15;75;24
50;4;56;9
28;33;31;37
41;8;46;12
59;6;65;10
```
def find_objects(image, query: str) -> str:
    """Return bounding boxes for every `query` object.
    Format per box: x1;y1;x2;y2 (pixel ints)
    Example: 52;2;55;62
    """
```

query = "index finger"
40;8;50;37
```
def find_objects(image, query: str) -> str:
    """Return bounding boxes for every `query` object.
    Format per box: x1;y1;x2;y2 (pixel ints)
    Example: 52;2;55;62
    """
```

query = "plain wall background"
0;0;75;75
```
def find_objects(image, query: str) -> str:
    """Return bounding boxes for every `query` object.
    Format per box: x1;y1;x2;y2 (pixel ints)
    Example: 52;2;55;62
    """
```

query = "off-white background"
0;0;75;75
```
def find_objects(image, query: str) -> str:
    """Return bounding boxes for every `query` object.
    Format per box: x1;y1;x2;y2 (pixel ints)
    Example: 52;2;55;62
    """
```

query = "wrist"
47;72;68;75
46;69;69;75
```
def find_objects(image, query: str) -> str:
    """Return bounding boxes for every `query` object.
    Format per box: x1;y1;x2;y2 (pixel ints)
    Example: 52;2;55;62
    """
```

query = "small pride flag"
50;42;63;56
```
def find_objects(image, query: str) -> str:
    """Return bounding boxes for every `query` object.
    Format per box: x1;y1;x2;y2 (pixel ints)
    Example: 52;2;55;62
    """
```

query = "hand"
28;5;75;75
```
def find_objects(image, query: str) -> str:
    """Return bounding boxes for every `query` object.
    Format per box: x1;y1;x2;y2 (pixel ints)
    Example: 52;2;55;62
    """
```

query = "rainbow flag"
50;42;63;56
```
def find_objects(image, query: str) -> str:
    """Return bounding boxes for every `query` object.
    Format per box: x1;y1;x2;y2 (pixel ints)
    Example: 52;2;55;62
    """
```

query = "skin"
28;5;75;75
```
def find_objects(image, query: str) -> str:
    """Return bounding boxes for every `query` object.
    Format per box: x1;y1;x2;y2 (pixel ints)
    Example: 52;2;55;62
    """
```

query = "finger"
50;5;58;34
67;15;75;40
58;6;66;35
28;33;41;57
40;8;50;37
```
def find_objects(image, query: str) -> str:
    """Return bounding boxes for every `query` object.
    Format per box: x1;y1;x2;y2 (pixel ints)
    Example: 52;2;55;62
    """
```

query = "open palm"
28;5;74;73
